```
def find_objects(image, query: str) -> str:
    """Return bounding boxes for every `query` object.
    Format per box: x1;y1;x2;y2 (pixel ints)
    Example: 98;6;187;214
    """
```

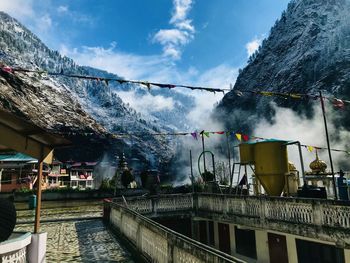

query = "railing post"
167;237;174;263
260;197;266;225
152;196;157;216
312;200;322;226
193;193;198;213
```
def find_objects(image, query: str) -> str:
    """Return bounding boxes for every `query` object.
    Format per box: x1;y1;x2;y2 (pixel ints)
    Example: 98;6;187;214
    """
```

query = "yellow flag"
260;91;274;96
289;94;302;99
235;133;242;141
307;146;314;152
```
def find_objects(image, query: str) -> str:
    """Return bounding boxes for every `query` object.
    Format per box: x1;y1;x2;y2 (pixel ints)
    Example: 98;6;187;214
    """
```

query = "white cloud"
245;37;263;57
153;29;191;46
60;43;169;80
116;91;175;114
153;0;195;60
170;0;193;24
36;14;52;32
186;64;238;128
61;43;238;129
253;103;350;172
0;0;34;18
57;5;69;14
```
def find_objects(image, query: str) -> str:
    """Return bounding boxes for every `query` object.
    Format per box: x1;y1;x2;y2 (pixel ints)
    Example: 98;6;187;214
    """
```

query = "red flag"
2;66;13;73
215;131;225;134
333;98;345;109
242;134;249;141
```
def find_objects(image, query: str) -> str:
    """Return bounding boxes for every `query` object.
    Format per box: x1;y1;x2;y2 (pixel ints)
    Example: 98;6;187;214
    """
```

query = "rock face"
216;0;350;131
0;11;176;164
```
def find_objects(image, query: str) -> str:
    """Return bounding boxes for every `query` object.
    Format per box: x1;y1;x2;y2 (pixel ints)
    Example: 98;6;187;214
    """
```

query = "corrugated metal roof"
0;152;37;162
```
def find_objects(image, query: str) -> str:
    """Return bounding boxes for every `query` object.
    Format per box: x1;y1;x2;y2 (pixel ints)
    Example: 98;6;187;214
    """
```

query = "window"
234;226;257;259
1;173;12;184
296;239;344;263
86;181;92;186
71;181;78;187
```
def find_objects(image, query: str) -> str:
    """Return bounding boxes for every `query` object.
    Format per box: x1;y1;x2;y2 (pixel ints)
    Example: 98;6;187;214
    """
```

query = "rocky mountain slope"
0;11;185;164
216;0;350;132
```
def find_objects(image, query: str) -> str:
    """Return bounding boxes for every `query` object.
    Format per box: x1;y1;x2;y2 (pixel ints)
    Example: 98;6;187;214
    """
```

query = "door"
218;223;231;254
268;233;288;263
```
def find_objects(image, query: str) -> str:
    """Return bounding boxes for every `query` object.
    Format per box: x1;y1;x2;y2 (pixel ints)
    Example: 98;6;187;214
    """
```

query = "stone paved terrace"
14;200;135;262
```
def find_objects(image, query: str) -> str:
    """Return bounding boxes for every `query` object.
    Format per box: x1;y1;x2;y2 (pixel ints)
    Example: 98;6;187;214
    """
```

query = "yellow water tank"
254;140;289;196
239;143;255;164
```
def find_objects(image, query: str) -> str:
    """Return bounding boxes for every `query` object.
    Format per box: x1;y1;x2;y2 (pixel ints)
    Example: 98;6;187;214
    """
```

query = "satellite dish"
0;199;17;242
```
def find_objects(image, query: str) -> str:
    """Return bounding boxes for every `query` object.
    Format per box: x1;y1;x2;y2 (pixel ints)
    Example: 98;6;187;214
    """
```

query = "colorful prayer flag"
307;146;314;152
191;132;198;140
203;132;210;138
235;133;242;141
1;66;13;73
333;98;345;109
215;131;225;135
242;134;249;141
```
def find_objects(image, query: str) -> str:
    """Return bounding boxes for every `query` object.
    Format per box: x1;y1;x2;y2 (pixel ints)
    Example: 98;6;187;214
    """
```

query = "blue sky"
0;0;290;125
0;0;290;83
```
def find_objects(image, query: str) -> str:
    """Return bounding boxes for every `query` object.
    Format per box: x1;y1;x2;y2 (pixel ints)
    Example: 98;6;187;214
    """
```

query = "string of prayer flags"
3;64;350;102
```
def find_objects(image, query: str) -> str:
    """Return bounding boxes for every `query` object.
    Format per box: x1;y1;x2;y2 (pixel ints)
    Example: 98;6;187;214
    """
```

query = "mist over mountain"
216;0;350;133
0;11;194;166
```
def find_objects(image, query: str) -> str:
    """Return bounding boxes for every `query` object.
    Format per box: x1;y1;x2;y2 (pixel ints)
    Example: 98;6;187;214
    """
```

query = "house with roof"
0;152;44;192
48;160;70;188
69;162;97;189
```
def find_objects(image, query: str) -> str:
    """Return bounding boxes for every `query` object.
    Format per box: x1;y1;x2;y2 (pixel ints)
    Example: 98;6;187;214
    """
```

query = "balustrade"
0;232;31;263
109;203;243;263
114;193;350;231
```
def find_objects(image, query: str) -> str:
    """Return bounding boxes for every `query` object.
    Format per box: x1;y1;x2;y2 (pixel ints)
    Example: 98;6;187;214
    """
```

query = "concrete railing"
114;193;350;229
196;193;350;229
112;194;194;216
0;232;31;263
108;202;245;263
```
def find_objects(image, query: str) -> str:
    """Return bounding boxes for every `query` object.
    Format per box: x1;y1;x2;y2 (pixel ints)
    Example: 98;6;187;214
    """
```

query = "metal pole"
190;150;194;193
201;131;206;172
34;147;44;233
297;142;306;185
0;168;2;192
226;134;232;186
319;90;338;200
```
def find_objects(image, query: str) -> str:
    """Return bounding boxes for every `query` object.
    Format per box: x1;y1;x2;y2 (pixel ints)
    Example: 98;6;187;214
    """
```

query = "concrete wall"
207;219;350;263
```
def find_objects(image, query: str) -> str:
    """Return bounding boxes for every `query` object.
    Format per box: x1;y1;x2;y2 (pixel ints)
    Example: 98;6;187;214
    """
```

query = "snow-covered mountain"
0;11;193;165
216;0;350;131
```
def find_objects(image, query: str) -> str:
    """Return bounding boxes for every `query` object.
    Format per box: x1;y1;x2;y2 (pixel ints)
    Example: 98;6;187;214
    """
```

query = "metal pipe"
190;150;194;193
201;131;206;172
319;90;338;200
226;133;232;186
284;141;306;185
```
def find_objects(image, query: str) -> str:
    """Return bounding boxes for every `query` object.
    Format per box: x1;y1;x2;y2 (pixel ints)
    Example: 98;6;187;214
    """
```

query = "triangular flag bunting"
235;133;242;141
242;134;249;141
215;131;225;135
203;132;210;138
